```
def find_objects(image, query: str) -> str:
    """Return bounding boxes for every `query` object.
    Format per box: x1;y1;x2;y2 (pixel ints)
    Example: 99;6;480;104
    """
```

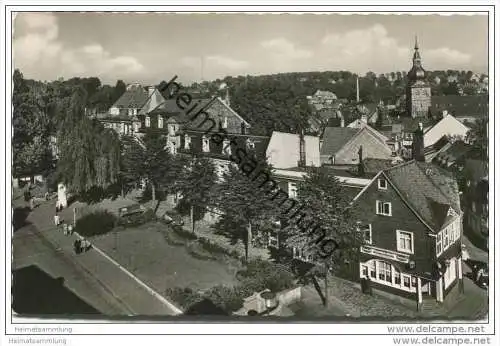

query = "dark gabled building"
351;160;463;309
430;95;489;122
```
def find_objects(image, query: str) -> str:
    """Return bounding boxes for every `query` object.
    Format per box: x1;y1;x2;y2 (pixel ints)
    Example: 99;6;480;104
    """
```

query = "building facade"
351;161;463;308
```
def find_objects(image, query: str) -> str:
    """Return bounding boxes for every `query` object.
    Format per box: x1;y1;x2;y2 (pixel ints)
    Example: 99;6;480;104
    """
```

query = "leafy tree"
176;155;217;233
466;117;488;159
212;161;280;262
113;80;127;103
121;132;182;203
283;166;362;306
12;69;53;178
55;87;121;194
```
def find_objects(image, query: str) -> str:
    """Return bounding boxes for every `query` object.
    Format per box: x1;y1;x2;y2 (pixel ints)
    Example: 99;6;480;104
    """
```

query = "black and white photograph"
3;3;497;345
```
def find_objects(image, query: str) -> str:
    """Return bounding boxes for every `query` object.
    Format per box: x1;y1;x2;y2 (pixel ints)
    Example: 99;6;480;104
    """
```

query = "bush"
205;285;245;312
164;287;203;310
197;237;239;259
75;210;117;237
237;259;295;294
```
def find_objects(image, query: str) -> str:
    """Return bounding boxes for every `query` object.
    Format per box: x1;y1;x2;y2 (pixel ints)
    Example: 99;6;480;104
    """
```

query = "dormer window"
184;134;191;150
158;116;164;128
378;178;387;190
223;116;228;129
202;135;210;153
145;116;151;128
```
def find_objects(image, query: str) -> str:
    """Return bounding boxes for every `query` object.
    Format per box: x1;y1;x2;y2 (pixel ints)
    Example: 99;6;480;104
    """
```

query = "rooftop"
382;160;461;232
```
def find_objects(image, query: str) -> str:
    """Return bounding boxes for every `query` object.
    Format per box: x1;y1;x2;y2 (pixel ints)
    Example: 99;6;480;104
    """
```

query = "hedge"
75;210;117;237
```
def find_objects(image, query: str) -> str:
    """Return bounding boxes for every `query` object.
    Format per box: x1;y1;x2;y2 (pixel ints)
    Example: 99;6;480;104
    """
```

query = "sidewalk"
26;201;182;316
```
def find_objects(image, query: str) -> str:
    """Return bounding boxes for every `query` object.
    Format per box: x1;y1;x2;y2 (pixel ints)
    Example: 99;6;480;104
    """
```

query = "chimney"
298;130;306;167
356;76;360;103
357;146;365;176
412;122;425;162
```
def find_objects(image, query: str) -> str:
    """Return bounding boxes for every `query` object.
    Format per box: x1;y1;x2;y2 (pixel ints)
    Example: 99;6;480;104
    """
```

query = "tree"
176;155;217;233
283;166;362;306
466;117;488;159
112;80;126;103
212;161;280;262
55;87;121;194
12;69;53;178
121;132;182;203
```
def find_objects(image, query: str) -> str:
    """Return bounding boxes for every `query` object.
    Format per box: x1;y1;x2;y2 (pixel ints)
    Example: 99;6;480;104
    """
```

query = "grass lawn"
91;221;240;295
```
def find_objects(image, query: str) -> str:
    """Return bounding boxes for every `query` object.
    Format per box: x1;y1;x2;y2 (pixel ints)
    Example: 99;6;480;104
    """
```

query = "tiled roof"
320;127;359;156
384;161;460;232
111;85;148;110
361;158;398;176
149;98;214;124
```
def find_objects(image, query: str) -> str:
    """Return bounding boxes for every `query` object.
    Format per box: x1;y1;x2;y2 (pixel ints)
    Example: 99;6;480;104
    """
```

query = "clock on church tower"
406;37;431;118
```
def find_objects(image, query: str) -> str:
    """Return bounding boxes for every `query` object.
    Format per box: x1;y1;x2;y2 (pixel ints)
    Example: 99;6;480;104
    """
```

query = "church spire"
412;35;421;66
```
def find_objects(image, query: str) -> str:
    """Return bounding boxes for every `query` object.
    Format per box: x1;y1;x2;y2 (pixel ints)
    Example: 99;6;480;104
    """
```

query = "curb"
74;232;184;316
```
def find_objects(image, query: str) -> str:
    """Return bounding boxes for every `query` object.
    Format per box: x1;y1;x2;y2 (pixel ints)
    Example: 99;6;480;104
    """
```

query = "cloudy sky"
13;12;488;85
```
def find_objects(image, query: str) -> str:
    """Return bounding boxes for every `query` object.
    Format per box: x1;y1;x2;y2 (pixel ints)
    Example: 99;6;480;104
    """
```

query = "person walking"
54;213;60;226
74;239;81;254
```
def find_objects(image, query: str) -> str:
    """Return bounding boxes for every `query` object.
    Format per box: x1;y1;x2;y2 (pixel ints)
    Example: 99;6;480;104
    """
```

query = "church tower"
406;37;431;118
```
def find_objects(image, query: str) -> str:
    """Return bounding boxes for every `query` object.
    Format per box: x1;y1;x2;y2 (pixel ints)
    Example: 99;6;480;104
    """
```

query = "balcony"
360;245;410;263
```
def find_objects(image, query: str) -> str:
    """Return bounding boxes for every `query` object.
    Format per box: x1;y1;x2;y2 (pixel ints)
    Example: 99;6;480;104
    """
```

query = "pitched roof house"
423;113;470;148
351;160;463;307
266;131;320;169
320;125;392;165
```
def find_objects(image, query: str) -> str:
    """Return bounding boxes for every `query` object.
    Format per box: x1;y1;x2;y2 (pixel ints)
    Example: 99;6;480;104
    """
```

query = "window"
396;230;414;254
378;179;388;190
443;228;449;248
357;223;372;244
449;224;455;243
222;116;228;129
202;135;210;153
170;142;177;155
184;135;191;150
222;138;232;156
289;182;298;199
436;232;442;255
145;116;151;128
158;116;163;128
362;265;368;277
403;276;411;288
376;201;392;216
369;261;376;279
378;261;392;283
394;270;401;285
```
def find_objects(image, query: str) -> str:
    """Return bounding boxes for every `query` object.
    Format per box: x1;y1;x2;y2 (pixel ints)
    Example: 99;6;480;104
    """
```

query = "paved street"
12;200;181;316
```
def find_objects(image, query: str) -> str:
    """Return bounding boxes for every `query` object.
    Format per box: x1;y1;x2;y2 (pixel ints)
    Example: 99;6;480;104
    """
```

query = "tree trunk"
245;221;252;263
190;205;195;234
151;183;156;203
324;263;329;307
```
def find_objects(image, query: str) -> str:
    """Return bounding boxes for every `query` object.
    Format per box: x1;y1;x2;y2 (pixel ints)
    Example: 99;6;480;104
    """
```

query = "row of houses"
98;81;485;311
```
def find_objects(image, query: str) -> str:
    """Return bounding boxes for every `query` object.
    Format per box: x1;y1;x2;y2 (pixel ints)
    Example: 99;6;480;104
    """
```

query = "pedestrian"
29;197;35;210
63;223;69;235
74;239;81;254
45;192;49;201
68;224;73;235
54;213;60;226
